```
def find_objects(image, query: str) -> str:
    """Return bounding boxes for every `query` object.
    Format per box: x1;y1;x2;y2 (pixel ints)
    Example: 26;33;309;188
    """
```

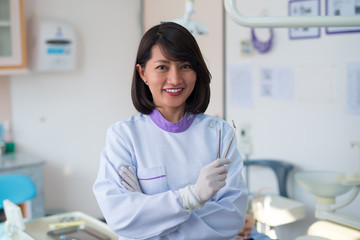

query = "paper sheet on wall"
259;67;294;100
347;62;360;114
295;65;338;103
228;65;253;108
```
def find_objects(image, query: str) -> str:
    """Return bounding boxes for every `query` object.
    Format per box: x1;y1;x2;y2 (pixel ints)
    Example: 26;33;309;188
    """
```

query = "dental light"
171;0;209;36
224;0;360;28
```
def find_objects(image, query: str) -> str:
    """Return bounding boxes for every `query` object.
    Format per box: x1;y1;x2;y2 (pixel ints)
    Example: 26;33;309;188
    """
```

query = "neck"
156;107;185;123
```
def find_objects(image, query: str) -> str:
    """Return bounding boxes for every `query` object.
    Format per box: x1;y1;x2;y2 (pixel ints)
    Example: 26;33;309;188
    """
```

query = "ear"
136;64;147;84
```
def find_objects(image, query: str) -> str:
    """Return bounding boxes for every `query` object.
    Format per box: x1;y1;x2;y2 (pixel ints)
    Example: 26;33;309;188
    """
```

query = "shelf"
0;68;29;75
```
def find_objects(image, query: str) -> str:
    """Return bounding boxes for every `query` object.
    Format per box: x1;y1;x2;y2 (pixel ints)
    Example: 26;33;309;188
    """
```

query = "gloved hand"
119;166;143;193
179;158;231;211
194;158;231;202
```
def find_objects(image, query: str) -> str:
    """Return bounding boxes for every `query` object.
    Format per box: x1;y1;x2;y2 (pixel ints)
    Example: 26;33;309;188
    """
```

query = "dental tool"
224;120;236;158
218;120;237;159
218;129;221;159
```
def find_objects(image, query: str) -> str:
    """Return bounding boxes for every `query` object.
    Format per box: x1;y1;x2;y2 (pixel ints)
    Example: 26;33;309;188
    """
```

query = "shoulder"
195;114;232;129
108;113;150;134
195;113;223;122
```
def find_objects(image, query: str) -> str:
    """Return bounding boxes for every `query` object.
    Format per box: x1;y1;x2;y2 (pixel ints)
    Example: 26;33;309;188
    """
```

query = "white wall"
11;0;142;218
225;0;360;239
0;76;11;121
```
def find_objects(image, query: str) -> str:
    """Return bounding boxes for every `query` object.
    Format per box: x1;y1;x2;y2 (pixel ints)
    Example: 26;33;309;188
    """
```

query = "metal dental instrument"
218;128;221;159
224;120;236;158
218;120;237;159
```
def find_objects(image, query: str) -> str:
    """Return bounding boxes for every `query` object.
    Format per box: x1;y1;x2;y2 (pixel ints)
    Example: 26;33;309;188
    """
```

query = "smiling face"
136;44;197;121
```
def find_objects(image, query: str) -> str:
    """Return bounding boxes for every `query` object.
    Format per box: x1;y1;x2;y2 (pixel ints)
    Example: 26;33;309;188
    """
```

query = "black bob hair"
131;22;211;115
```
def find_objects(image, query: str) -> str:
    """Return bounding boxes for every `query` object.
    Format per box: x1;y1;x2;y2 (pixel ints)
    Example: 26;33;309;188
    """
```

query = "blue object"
0;174;36;209
47;47;65;54
231;226;272;240
244;159;294;197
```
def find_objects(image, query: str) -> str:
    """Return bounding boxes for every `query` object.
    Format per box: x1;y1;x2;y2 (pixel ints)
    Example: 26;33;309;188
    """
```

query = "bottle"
3;120;15;153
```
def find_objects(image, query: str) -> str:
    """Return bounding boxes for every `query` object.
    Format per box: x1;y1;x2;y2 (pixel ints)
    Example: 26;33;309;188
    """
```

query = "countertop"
0;153;45;170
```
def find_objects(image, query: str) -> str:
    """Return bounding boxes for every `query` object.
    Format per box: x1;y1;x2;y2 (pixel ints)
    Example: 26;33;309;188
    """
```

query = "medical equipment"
252;194;306;238
47;225;111;240
171;0;209;36
244;160;306;239
225;120;236;158
294;142;360;240
244;160;294;198
3;200;32;240
49;221;86;230
224;0;360;28
3;200;118;240
0;174;36;219
218;128;221;159
218;120;236;159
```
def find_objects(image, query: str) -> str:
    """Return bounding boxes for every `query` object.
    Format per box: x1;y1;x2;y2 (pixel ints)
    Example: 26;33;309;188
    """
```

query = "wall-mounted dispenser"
30;19;76;72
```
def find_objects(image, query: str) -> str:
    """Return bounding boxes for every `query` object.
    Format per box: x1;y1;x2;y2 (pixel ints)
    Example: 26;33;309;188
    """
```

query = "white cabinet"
0;0;27;74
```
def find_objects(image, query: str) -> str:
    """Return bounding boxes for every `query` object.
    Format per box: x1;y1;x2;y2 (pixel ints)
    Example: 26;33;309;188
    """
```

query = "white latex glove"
119;166;143;193
194;158;231;202
179;158;231;211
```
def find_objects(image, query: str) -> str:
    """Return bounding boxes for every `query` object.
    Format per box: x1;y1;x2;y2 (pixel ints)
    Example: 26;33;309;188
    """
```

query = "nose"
167;67;182;85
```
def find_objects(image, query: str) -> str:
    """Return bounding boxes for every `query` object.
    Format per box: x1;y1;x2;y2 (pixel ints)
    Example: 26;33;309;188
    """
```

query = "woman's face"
136;44;197;115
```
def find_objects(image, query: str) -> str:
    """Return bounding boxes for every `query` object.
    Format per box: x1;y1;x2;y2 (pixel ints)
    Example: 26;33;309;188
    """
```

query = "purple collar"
149;109;196;133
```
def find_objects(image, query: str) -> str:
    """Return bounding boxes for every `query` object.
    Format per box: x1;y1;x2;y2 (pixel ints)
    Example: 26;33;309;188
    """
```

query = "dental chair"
0;174;36;220
244;159;293;197
244;159;305;239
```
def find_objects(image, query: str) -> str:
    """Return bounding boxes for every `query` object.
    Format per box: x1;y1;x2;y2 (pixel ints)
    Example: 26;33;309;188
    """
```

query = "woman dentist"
93;22;248;240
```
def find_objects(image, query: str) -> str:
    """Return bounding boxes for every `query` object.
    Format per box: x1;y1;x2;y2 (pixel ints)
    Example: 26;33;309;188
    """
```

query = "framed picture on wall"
326;0;360;34
289;0;321;39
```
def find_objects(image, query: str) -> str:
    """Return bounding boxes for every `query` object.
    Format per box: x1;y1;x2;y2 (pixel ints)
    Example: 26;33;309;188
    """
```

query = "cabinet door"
0;0;27;70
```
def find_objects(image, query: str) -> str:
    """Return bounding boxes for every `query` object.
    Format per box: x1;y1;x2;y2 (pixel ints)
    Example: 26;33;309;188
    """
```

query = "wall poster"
326;0;360;34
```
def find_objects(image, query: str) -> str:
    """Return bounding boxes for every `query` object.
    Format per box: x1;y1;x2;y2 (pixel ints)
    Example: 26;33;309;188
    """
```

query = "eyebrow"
153;59;171;64
153;59;190;64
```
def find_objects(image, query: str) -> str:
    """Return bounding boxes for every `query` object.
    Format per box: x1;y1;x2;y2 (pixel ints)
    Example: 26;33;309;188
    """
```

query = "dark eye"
156;65;167;70
181;64;192;70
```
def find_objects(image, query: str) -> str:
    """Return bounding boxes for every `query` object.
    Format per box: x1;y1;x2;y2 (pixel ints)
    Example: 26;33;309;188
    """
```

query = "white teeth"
166;89;182;93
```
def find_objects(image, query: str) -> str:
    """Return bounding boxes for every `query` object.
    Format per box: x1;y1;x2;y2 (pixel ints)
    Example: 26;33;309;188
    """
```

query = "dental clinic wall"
10;0;142;218
225;0;360;238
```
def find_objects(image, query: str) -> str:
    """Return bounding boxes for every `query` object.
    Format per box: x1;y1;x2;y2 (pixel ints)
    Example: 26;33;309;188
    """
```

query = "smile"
165;88;183;93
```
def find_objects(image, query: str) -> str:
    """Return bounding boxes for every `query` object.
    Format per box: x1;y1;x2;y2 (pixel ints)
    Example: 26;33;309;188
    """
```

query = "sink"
295;171;353;198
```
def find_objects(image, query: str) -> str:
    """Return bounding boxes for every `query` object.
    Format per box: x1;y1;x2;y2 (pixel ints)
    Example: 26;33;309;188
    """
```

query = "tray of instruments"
47;225;111;240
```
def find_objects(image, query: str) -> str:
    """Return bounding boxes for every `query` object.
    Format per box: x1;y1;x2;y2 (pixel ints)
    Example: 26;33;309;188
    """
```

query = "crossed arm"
120;158;231;211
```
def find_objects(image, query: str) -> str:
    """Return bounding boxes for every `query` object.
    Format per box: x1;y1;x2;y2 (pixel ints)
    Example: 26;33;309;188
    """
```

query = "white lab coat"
93;110;248;240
